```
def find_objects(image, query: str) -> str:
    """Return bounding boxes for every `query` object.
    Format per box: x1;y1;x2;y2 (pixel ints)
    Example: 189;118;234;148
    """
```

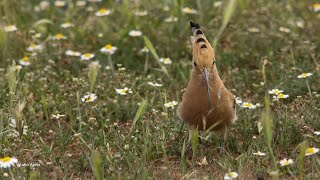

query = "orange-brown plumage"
177;22;236;131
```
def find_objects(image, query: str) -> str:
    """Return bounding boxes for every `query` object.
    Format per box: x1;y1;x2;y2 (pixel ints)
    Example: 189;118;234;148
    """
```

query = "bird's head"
190;21;216;72
189;21;216;108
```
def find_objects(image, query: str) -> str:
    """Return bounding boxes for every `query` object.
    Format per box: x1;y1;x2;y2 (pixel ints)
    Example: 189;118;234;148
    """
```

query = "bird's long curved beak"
203;68;212;109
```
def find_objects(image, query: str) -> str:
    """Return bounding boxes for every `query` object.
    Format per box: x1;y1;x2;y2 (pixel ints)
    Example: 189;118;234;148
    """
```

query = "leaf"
91;151;104;180
262;97;272;147
31;19;54;28
129;99;148;134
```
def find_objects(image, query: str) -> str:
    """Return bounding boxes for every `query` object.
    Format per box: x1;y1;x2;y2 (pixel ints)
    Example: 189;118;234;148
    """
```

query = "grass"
0;0;320;179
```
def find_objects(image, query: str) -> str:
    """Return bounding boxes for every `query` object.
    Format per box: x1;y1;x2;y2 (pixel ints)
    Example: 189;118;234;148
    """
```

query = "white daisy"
140;46;149;53
100;44;117;55
76;1;86;6
273;93;289;99
89;61;101;69
65;50;81;57
55;0;66;7
305;147;319;156
279;158;294;166
80;53;95;60
312;3;320;12
61;22;74;28
134;10;148;16
52;114;66;119
253;151;266;156
19;56;31;66
164;16;178;23
26;43;43;52
129;30;143;37
214;1;223;7
95;8;112;16
4;25;17;32
15;65;22;71
297;73;313;78
53;33;67;40
247;27;260;33
235;97;242;105
159;57;172;65
268;89;284;95
147;82;163;87
224;172;238;180
182;7;198;14
314;131;320;136
279;27;291;33
164;101;178;109
241;102;256;109
0;157;18;168
115;87;133;95
81;93;97;103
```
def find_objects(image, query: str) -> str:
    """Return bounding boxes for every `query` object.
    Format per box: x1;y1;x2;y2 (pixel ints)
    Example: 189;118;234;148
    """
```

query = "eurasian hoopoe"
177;22;236;132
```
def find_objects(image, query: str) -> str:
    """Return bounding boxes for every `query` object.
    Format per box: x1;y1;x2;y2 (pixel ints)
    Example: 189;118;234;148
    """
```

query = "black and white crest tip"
190;21;200;29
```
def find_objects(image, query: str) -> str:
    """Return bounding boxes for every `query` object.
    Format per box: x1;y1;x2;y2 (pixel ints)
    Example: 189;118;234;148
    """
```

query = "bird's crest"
190;21;215;67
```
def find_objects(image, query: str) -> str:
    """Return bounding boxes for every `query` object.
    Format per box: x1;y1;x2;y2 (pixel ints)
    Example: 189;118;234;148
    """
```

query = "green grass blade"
91;150;104;180
213;0;237;47
129;99;148;134
298;141;308;180
143;36;171;80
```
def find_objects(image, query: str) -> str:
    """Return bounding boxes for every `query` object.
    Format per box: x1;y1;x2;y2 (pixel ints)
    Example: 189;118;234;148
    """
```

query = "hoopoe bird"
177;22;236;132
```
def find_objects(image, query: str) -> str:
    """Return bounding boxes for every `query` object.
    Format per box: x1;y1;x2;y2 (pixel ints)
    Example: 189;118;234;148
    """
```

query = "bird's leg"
183;128;199;163
222;127;228;153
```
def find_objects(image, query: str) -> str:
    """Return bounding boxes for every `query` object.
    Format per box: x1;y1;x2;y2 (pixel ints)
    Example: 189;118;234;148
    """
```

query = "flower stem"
76;91;82;131
9;168;15;179
108;54;114;74
144;53;149;73
305;80;312;97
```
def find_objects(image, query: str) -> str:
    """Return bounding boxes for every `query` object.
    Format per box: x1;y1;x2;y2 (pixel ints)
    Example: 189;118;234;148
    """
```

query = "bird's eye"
213;61;215;65
194;62;197;66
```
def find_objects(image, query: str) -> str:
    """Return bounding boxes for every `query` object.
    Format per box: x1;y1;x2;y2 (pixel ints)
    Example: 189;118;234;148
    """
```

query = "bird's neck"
191;67;222;86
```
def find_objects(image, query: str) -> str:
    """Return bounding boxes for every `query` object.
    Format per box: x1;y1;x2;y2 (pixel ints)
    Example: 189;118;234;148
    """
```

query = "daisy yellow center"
278;93;285;98
1;157;11;162
55;33;64;39
104;44;113;50
99;8;107;13
7;26;15;30
121;89;127;93
85;96;92;101
84;53;91;58
228;172;235;177
30;44;36;48
283;161;290;165
23;57;29;62
244;103;251;107
307;148;314;154
65;22;71;25
313;4;320;8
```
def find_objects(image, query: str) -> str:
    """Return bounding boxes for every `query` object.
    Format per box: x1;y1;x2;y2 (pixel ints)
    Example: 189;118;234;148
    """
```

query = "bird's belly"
178;90;235;131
